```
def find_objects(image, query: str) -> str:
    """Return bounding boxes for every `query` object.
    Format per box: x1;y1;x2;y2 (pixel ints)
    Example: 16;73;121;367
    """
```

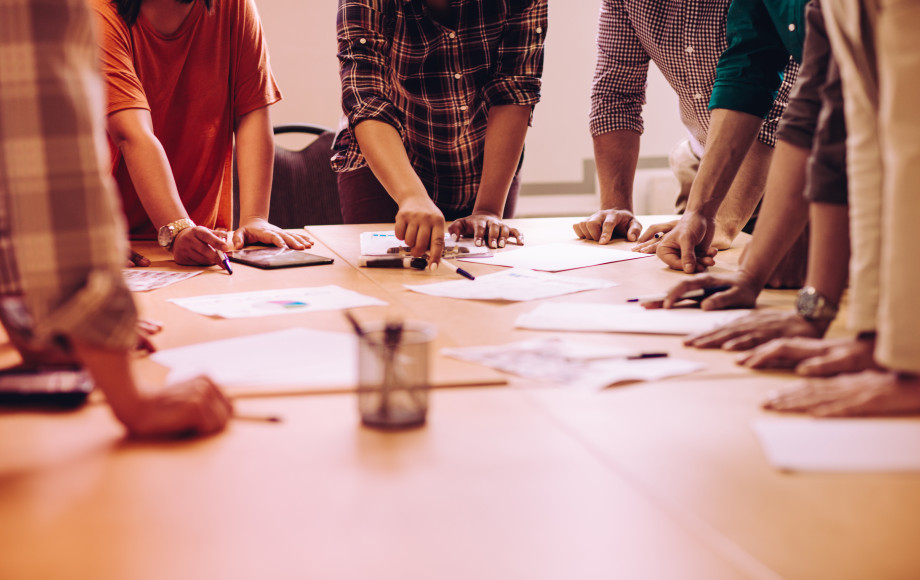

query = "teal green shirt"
709;0;809;118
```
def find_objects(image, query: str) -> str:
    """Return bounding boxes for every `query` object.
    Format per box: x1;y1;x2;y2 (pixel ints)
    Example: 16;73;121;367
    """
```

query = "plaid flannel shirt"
333;0;547;212
0;0;137;352
590;0;798;154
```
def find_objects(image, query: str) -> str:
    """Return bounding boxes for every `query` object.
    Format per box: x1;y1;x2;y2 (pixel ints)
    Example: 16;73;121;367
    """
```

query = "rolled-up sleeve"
589;0;649;137
710;0;791;118
481;0;547;110
0;0;137;354
336;0;403;133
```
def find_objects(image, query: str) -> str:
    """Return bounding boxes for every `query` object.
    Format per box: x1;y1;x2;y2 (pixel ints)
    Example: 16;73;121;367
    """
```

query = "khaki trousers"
822;0;920;372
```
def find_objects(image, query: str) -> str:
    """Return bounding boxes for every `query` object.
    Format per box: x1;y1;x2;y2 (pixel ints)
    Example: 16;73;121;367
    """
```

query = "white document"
460;242;652;272
169;285;386;318
123;270;201;292
753;417;920;472
152;328;357;395
360;231;491;258
404;268;616;301
515;303;749;335
442;337;702;392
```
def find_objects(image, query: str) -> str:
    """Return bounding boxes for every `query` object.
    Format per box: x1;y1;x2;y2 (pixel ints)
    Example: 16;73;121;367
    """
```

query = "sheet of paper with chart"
169;285;386;318
753;418;920;472
443;337;703;392
459;242;652;272
360;231;491;258
404;268;616;301
515;303;750;335
123;270;201;292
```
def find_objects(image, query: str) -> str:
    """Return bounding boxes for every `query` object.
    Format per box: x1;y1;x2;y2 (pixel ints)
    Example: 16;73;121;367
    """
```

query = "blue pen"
626;284;731;303
439;259;475;280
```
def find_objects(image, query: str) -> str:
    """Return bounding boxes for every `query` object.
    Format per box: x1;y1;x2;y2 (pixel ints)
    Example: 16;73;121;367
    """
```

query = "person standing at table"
747;0;920;417
575;0;799;274
93;0;312;267
333;0;548;263
0;0;232;437
655;0;812;275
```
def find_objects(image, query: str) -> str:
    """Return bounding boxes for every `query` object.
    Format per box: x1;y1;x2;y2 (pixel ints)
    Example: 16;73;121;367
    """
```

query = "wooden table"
1;217;917;580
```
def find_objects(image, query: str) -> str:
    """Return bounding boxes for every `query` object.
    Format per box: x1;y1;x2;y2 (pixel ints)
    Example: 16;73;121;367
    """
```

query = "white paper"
460;242;652;272
123;270;201;292
152;328;357;394
442;337;702;392
753;418;920;472
404;268;616;301
169;285;386;318
515;303;750;335
360;231;491;258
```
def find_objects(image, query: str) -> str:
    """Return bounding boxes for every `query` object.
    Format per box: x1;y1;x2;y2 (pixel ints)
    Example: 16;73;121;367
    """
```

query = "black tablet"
228;248;334;269
0;367;93;409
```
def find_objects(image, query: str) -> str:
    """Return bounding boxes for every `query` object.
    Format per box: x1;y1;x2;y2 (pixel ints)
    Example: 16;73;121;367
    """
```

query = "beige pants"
822;0;920;372
669;139;700;215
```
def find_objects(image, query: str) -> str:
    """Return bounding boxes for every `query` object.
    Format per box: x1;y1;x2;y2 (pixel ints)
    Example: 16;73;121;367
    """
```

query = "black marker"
626;284;732;303
358;256;428;270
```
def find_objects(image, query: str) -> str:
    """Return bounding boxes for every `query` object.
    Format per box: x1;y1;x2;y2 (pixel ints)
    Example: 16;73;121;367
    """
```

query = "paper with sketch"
360;231;491;258
460;242;651;272
169;285;386;318
515;303;750;335
123;270;201;292
443;337;702;392
753;418;920;472
152;328;357;395
404;268;616;301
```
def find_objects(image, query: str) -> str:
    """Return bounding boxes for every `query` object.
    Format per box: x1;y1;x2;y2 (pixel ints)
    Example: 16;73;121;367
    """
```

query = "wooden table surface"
1;217;917;580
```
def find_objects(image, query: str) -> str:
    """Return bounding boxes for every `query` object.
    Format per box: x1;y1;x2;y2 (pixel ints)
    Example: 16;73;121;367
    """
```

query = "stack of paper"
443;337;702;392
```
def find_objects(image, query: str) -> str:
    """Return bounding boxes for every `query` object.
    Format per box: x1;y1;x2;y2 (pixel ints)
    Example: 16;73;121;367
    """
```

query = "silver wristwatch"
795;286;838;322
157;218;195;251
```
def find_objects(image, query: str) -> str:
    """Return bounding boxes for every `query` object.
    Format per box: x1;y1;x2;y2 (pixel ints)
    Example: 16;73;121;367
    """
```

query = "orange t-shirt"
93;0;281;238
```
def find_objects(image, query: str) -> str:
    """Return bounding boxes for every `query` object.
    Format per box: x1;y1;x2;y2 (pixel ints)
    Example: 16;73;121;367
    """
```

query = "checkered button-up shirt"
589;0;798;153
333;0;548;213
0;0;137;352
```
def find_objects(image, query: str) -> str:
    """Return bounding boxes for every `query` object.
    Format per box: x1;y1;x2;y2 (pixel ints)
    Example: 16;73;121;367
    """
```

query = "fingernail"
600;236;608;243
475;239;482;247
499;239;505;248
491;240;498;249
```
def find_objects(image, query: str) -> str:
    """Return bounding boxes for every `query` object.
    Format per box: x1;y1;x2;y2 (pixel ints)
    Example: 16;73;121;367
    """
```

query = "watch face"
797;291;818;317
157;224;174;247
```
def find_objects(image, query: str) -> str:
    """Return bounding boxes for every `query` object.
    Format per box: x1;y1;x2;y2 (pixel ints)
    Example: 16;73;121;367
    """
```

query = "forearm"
593;130;640;211
687;109;764;219
235;106;274;224
473;104;531;216
806;202;849;305
71;339;141;426
737;140;810;287
353;120;429;205
712;139;773;247
108;110;188;229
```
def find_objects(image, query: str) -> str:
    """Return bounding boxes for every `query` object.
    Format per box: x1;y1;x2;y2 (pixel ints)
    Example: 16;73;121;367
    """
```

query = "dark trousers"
337;166;520;224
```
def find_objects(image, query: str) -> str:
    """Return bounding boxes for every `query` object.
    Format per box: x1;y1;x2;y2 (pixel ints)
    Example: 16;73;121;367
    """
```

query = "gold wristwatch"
795;286;838;322
157;218;195;251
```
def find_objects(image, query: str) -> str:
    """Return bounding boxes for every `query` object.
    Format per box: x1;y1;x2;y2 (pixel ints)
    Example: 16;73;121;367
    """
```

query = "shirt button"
788;23;796;31
536;26;543;34
459;105;468;111
454;73;462;80
693;93;704;100
685;45;694;54
359;38;367;44
448;32;456;39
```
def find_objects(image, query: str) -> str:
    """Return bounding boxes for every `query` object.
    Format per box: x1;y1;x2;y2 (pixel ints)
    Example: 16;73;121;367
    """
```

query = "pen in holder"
353;317;435;430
